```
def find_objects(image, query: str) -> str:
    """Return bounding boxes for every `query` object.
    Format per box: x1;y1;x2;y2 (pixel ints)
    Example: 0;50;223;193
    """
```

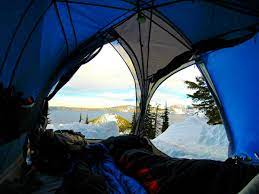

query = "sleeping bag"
117;148;259;194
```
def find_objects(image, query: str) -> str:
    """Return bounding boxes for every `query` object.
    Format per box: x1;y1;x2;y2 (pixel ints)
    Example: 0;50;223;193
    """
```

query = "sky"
49;44;201;108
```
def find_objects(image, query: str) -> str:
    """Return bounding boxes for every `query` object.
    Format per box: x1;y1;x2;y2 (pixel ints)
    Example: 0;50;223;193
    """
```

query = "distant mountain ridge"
49;104;194;114
49;105;136;113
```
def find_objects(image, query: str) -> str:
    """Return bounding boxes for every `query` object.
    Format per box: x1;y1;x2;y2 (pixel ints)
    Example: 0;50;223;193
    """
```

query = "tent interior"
0;0;259;193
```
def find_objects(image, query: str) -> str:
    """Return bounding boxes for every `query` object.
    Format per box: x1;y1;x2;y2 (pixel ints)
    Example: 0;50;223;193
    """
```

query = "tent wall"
203;33;259;160
0;0;134;100
156;1;259;45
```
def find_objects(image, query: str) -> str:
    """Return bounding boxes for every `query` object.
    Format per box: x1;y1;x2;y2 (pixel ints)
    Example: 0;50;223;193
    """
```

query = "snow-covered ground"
152;115;229;161
48;113;229;161
47;121;120;139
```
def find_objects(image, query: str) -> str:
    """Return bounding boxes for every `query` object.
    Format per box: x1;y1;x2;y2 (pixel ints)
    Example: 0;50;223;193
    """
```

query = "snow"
48;112;229;161
172;108;185;114
47;121;119;139
152;115;229;161
95;113;117;123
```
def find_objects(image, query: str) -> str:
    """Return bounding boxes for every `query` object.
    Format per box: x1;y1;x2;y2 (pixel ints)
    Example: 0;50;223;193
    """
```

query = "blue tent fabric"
13;5;68;98
0;0;134;99
157;1;259;44
202;33;259;160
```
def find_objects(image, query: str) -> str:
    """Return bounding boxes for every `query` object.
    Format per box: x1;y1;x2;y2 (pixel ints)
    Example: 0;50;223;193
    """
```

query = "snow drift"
47;121;120;139
47;113;229;161
152;115;229;161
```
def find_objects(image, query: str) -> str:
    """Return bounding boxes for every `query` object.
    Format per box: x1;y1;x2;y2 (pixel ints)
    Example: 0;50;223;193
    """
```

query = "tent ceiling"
115;11;191;78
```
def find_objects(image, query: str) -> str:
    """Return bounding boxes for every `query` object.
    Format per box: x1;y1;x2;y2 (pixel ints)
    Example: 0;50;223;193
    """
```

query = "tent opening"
47;43;136;139
148;65;228;161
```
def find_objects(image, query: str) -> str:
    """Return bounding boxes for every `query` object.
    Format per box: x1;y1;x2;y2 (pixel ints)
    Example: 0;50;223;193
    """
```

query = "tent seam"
65;1;78;47
146;1;154;82
54;1;69;56
142;12;191;50
0;0;35;76
8;1;53;87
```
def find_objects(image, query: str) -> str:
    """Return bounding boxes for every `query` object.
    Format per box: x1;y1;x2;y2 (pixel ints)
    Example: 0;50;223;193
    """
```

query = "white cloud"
97;92;135;100
50;44;201;108
150;91;192;106
65;44;135;91
159;65;201;91
150;66;201;106
50;94;135;108
49;44;136;108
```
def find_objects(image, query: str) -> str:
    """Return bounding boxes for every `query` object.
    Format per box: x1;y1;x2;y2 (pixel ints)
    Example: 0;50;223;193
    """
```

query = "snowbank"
47;113;228;161
152;115;229;161
47;121;119;139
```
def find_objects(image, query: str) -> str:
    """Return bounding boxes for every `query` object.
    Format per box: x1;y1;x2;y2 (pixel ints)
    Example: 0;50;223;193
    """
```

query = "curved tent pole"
54;1;69;56
65;1;78;47
110;38;145;134
109;42;140;121
117;34;144;89
142;12;192;50
136;60;195;136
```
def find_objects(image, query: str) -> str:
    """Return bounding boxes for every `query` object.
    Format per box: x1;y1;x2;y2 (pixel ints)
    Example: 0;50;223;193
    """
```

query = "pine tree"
154;104;161;136
144;104;156;139
185;76;222;125
161;103;169;133
85;114;89;124
131;111;137;134
79;113;82;123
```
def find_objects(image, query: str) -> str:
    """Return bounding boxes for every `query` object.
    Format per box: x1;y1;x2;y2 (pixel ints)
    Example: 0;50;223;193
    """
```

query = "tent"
0;0;259;177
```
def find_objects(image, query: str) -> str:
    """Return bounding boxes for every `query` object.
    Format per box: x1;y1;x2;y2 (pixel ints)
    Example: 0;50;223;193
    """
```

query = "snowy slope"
90;113;131;133
47;121;119;139
152;115;229;161
91;113;117;123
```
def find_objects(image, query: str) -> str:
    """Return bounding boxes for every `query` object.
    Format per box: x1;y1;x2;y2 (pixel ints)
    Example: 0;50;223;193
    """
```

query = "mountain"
90;113;132;133
49;104;195;114
49;105;136;113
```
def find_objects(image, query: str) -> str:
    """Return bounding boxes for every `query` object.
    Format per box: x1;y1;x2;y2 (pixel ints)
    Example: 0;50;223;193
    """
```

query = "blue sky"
49;44;200;108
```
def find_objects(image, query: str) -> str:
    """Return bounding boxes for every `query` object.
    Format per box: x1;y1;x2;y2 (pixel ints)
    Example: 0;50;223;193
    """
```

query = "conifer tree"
131;111;137;134
79;113;82;123
185;76;222;125
85;114;89;124
161;103;169;133
154;104;161;136
144;104;156;139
